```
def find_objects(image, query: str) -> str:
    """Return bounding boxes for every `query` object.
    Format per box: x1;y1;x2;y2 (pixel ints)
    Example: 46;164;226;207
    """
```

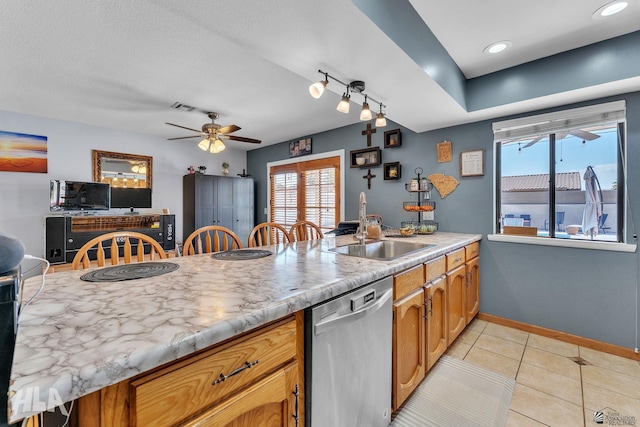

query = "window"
493;101;625;243
270;156;340;231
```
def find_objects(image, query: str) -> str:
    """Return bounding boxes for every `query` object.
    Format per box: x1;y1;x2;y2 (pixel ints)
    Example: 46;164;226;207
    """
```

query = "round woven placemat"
211;249;272;260
80;262;179;282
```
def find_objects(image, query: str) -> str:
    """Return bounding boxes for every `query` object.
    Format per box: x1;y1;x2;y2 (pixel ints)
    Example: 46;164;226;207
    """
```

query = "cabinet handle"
455;257;463;263
292;383;300;427
429;296;433;317
211;360;259;385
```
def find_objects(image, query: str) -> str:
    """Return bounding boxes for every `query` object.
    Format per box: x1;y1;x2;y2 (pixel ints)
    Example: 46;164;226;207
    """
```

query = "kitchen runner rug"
390;355;515;427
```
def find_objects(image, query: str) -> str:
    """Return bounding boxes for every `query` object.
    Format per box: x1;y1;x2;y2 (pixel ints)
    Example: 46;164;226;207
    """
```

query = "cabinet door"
215;177;234;228
233;178;254;244
465;256;480;324
425;276;447;371
446;265;466;346
184;363;299;427
392;288;426;411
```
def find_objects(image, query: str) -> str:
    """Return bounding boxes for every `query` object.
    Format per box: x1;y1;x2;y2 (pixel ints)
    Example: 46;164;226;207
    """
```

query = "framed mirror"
93;150;153;189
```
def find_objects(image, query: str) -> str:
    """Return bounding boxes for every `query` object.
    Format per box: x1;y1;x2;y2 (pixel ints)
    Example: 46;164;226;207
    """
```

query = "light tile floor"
445;319;640;427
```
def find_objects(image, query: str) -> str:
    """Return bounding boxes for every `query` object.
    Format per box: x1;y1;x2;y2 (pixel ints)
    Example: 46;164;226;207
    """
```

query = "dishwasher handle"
314;288;392;336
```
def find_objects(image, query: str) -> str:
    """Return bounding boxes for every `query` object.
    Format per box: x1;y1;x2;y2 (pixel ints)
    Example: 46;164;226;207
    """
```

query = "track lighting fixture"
309;69;386;126
337;87;351;114
360;95;372;121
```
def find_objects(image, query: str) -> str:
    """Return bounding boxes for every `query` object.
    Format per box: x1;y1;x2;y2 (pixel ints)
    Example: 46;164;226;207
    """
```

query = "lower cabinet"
184;363;299;427
425;276;447;371
465;255;480;324
446;264;467;346
75;314;302;427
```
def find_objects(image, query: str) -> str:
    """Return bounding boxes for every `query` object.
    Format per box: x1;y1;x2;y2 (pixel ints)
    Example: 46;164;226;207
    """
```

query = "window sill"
487;234;636;252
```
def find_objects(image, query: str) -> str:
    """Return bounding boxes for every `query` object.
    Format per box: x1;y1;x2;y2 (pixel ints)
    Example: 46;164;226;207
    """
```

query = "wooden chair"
71;231;166;270
248;222;292;247
182;225;243;255
289;220;324;241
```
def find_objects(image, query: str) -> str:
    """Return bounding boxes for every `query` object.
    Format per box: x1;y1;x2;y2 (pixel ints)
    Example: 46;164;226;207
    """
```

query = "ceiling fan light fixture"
337;92;350;114
483;40;512;54
211;138;226;153
198;138;211;151
594;0;629;17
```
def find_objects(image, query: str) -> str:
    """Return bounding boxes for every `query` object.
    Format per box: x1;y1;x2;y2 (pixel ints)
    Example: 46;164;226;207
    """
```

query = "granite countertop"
9;232;481;422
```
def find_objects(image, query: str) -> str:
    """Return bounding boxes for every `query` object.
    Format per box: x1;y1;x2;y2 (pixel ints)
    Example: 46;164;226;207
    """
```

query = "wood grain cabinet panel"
425;276;447;371
393;264;424;301
446;265;466;346
465;256;480;324
392;288;426;411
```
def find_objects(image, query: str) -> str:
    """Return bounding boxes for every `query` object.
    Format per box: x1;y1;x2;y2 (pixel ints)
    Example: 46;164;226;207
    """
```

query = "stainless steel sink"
329;240;435;260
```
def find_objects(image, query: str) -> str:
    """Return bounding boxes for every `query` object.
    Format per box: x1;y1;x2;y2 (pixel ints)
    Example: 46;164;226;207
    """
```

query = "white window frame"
488;101;636;253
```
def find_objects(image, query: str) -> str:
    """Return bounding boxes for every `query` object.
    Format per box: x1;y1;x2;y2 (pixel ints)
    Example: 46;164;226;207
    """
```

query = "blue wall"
248;91;640;349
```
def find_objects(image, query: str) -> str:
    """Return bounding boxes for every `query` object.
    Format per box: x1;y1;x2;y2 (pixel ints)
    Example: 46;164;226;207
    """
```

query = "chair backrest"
248;223;292;247
289;220;324;242
71;231;167;270
182;226;242;255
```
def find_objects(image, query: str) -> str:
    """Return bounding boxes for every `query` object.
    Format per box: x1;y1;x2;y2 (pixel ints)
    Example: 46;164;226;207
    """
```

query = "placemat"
211;249;272;260
80;262;179;282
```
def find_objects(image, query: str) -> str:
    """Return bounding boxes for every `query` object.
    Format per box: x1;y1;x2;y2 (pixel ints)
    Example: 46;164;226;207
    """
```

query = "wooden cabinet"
183;174;254;244
75;314;302;427
392;288;426;411
392;265;425;411
465;244;480;324
425;275;447;370
446;264;467;346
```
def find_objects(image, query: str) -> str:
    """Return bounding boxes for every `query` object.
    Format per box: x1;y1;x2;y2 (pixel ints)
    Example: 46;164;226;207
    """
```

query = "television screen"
50;180;110;212
110;187;152;209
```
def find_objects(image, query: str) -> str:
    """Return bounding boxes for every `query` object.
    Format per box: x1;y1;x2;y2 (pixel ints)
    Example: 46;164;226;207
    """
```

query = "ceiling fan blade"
165;122;201;133
217;124;241;135
222;134;262;144
167;135;201;140
522;136;542;148
569;129;600;141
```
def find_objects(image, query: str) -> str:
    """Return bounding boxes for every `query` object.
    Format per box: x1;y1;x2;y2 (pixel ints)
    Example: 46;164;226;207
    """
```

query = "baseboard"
477;312;640;362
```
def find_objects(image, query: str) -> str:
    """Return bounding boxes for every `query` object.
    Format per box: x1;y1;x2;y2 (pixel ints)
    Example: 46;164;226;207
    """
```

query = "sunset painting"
0;130;48;173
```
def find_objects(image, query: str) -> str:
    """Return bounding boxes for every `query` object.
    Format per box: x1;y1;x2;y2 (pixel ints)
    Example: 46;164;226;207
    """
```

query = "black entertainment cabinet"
45;214;175;264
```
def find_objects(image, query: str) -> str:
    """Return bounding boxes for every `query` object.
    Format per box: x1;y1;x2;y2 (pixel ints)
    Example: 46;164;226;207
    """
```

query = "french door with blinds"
269;156;340;231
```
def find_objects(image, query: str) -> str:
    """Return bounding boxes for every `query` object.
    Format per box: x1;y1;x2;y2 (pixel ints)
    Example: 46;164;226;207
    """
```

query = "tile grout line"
579;346;587;427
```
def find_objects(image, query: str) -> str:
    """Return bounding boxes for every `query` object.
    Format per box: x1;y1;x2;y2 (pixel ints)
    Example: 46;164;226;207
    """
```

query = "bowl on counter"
355;157;366;166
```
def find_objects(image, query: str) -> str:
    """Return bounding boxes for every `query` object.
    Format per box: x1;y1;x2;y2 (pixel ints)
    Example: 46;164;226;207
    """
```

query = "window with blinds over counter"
270;156;340;231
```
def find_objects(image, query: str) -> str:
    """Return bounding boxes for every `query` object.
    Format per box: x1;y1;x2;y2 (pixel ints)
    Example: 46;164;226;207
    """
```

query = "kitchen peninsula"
9;232;481;425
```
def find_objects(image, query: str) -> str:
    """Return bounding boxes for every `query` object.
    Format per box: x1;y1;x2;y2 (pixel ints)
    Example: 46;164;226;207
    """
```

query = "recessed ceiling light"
594;0;630;18
483;41;512;54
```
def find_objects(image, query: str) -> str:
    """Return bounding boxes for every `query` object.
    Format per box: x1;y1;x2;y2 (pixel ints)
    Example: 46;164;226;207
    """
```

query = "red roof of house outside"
501;172;581;192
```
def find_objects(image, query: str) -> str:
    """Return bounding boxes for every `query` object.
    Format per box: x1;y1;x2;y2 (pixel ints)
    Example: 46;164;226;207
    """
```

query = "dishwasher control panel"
351;289;377;311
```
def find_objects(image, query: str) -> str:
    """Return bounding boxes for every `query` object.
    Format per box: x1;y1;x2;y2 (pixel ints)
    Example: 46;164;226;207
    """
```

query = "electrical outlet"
422;211;435;221
264;207;268;215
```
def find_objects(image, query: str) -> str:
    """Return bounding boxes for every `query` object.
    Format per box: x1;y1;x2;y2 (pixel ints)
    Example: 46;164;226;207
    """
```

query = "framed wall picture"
384;129;402;148
437;140;452;163
383;162;401;180
289;137;312;157
460;149;485;176
350;147;381;168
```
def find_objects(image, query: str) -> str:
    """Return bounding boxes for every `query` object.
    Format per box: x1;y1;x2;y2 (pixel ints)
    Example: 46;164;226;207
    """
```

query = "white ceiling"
1;0;639;150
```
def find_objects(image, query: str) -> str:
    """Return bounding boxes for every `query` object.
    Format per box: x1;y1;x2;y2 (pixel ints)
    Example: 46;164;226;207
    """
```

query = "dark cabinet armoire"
183;174;254;245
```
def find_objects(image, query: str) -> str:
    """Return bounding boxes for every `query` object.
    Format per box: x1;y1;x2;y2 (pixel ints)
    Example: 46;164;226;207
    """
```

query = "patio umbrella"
581;166;603;239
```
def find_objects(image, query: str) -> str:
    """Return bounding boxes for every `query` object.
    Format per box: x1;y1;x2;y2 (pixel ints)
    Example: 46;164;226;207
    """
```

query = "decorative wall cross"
362;123;377;147
363;169;376;189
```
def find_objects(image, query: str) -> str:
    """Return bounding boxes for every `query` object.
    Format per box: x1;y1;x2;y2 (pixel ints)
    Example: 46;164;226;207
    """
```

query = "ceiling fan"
520;128;600;149
165;112;261;153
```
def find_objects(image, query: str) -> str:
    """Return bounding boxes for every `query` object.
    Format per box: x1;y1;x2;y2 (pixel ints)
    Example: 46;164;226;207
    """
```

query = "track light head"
375;103;387;127
360;96;372;121
337;91;350;114
309;72;329;98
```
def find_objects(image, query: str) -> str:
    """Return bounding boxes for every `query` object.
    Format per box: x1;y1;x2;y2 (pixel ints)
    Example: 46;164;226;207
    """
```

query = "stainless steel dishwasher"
305;276;393;427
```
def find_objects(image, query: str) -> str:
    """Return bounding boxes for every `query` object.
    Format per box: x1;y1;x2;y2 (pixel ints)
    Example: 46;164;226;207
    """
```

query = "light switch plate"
422;211;435;221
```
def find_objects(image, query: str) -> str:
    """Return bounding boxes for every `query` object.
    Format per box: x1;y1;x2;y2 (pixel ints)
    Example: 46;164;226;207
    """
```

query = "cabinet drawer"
394;264;425;300
131;319;297;427
424;256;446;283
446;248;466;271
465;242;479;260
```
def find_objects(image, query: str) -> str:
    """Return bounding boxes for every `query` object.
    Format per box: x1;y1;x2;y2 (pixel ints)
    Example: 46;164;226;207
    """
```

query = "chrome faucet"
355;191;367;244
